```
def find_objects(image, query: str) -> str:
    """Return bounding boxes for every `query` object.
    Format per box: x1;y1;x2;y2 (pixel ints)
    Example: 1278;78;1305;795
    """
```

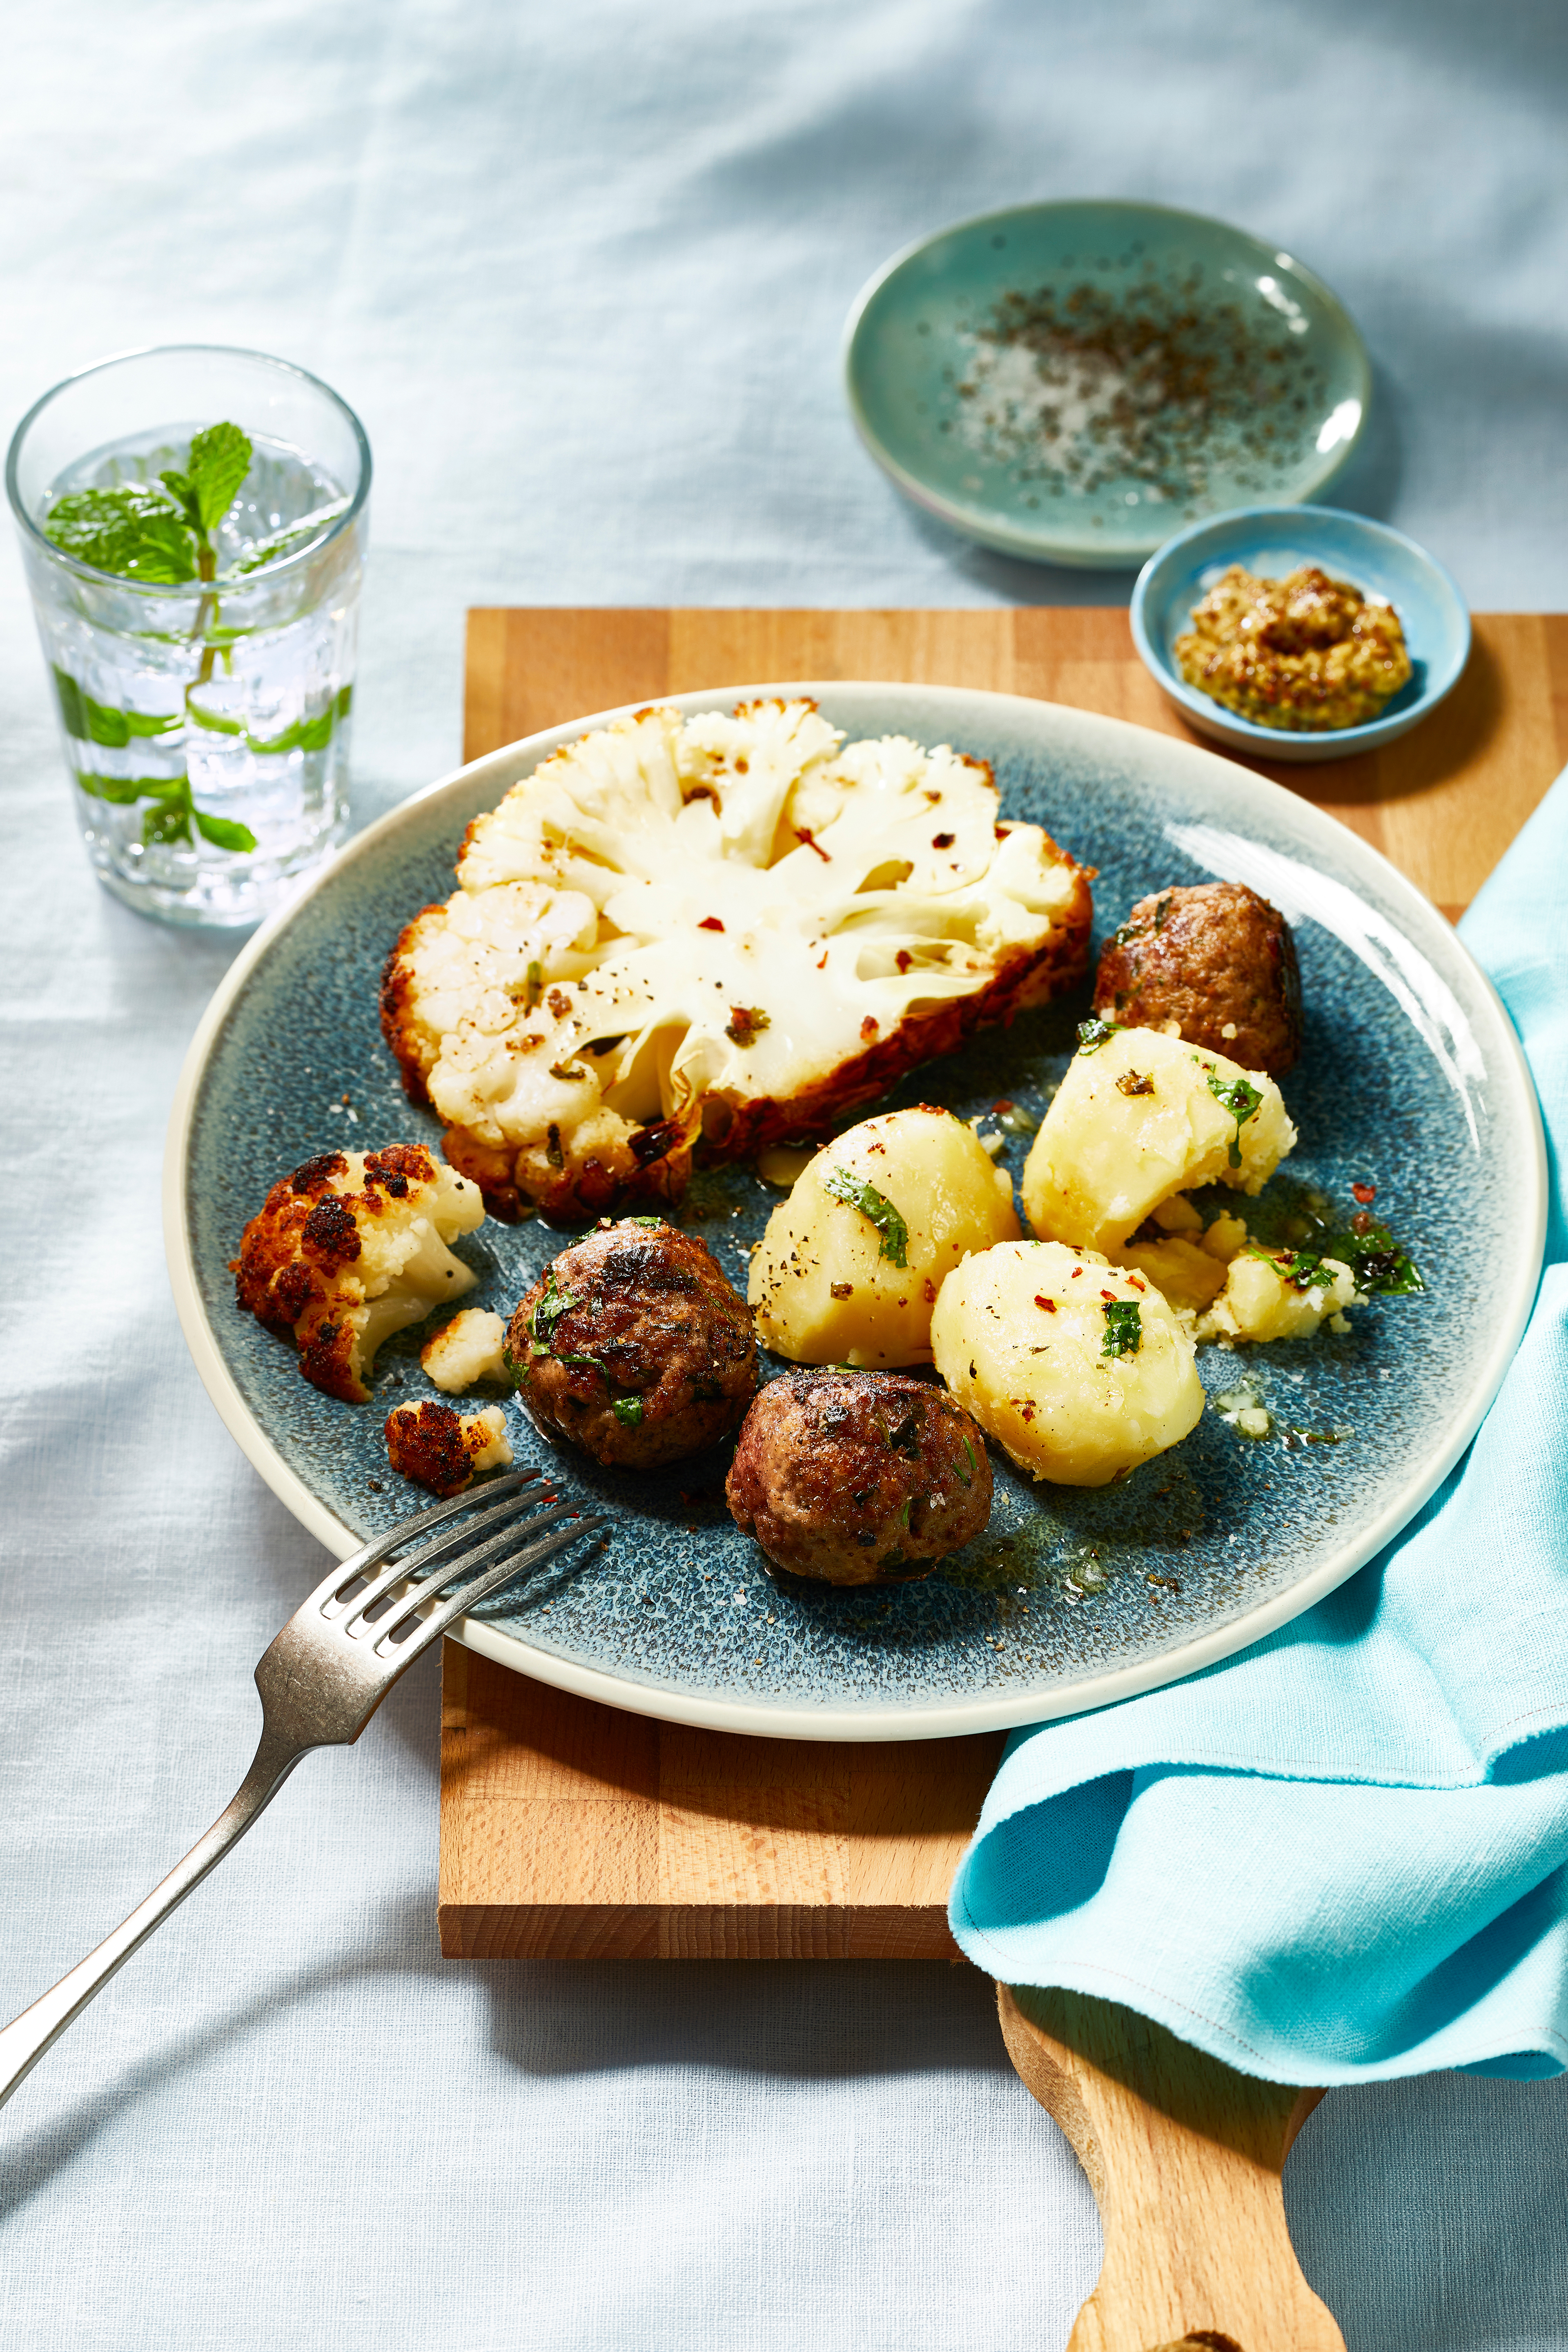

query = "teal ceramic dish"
165;686;1544;1742
1131;505;1472;763
843;200;1372;569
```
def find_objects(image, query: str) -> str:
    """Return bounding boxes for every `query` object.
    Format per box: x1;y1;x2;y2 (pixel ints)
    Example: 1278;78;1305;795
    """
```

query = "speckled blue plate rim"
842;198;1373;570
1129;503;1473;753
164;683;1546;1743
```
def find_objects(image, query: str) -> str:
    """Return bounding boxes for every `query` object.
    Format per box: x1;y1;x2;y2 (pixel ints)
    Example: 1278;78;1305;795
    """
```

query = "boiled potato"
1021;1025;1296;1254
748;1106;1020;1366
1117;1234;1228;1313
931;1240;1205;1487
1198;1249;1359;1344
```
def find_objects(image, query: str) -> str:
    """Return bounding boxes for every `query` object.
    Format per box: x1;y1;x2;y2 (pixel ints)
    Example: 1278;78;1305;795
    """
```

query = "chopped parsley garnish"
528;1270;580;1356
509;959;544;1009
1076;1016;1123;1054
1327;1220;1425;1296
549;1060;588;1082
1115;1069;1155;1097
1101;1300;1143;1358
627;1215;664;1229
724;1005;771;1047
822;1166;910;1267
1242;1242;1330;1292
956;1437;979;1488
612;1396;645;1428
1201;1065;1264;1167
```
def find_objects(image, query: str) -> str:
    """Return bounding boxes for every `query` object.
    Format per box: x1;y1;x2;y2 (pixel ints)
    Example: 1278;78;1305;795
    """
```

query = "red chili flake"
860;1015;879;1039
816;951;829;970
1352;1181;1377;1205
991;1099;1015;1116
1351;1209;1375;1236
932;832;955;849
698;916;724;933
794;826;831;862
896;950;913;973
546;987;573;1020
922;1278;937;1303
1020;1402;1036;1422
1100;1289;1118;1301
1033;1295;1057;1313
994;825;1010;839
1070;1267;1082;1279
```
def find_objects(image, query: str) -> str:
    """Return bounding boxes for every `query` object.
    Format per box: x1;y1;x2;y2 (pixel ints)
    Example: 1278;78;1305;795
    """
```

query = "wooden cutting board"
440;605;1567;1967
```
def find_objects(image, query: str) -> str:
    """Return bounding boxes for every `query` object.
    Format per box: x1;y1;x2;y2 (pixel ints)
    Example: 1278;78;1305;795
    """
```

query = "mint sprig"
44;422;254;586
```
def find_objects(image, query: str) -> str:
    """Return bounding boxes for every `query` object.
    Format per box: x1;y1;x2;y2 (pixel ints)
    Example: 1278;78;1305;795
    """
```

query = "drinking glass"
7;345;371;928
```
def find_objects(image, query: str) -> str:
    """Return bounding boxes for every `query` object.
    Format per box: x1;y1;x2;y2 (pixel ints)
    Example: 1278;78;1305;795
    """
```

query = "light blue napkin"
950;773;1568;2085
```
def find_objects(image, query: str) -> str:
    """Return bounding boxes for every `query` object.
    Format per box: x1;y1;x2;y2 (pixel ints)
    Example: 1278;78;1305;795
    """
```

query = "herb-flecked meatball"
726;1371;992;1585
508;1219;757;1468
1091;881;1302;1075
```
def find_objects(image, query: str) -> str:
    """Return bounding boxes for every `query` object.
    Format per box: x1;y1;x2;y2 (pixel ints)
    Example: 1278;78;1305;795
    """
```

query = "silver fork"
0;1468;603;2113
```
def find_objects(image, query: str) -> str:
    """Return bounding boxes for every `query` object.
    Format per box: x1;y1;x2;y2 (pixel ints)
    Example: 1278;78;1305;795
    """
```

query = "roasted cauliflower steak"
231;1144;485;1402
381;699;1092;1218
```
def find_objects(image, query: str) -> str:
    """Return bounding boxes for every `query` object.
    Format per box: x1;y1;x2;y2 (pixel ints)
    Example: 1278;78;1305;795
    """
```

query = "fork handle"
0;1722;307;2114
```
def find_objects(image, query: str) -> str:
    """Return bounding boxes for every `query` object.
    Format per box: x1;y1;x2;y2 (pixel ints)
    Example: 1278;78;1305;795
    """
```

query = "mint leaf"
187;422;252;533
143;801;193;847
194;810;258;853
44;485;197;584
249;708;335;755
822;1165;911;1267
76;770;186;807
187;703;246;736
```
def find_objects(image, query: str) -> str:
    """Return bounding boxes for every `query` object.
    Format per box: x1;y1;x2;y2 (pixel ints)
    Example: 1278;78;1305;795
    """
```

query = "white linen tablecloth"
3;4;1566;2345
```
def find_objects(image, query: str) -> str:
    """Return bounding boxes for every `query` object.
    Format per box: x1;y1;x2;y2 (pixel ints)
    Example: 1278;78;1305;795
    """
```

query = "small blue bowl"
1131;504;1471;763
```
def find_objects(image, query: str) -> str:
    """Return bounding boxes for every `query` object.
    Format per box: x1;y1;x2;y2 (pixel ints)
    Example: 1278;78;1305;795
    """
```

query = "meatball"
1092;881;1302;1075
509;1218;757;1469
726;1371;992;1585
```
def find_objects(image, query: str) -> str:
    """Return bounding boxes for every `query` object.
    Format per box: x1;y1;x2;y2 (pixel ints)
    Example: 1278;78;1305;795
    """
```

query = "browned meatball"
509;1218;757;1468
1091;881;1302;1074
726;1371;992;1586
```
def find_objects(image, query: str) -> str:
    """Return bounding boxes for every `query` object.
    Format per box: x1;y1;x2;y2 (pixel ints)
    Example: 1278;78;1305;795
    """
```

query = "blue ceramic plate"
843;200;1371;568
166;687;1544;1740
1131;505;1472;763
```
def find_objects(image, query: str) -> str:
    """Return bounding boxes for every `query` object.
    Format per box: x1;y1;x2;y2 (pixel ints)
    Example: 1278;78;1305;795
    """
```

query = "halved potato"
1021;1025;1296;1254
748;1105;1020;1366
930;1239;1204;1486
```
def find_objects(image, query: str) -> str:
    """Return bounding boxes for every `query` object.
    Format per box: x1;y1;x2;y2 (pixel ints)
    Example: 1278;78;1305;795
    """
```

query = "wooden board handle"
998;1985;1343;2352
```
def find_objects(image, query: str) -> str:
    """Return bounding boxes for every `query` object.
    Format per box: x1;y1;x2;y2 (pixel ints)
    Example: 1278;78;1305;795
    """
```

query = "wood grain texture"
444;603;1564;1964
439;1644;1002;1959
463;606;1568;915
999;1985;1343;2352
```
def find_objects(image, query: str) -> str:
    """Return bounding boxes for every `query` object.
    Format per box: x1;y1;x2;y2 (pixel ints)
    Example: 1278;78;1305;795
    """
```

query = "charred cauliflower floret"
381;698;1092;1219
421;1307;510;1394
231;1145;486;1403
385;1401;512;1496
